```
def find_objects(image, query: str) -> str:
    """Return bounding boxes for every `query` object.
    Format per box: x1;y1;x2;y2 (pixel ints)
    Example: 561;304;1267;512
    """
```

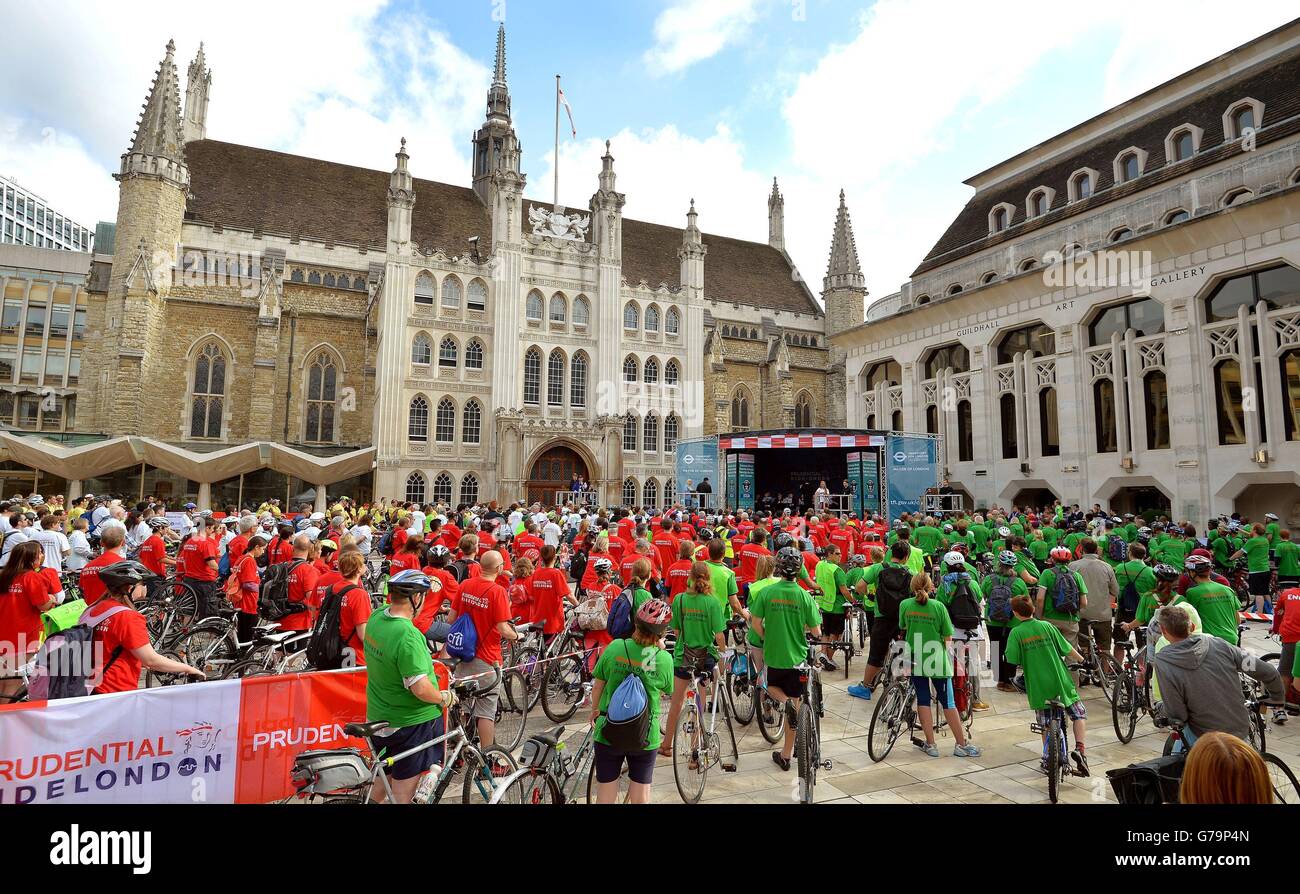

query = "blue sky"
1;0;1295;301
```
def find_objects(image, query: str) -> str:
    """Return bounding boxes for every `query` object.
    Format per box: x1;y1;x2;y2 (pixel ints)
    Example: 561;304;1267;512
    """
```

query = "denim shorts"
911;676;955;710
1034;700;1086;726
593;741;656;784
376;715;446;781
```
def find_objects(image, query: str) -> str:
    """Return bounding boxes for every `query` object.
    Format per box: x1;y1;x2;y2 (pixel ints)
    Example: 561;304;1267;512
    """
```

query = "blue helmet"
388;569;437;600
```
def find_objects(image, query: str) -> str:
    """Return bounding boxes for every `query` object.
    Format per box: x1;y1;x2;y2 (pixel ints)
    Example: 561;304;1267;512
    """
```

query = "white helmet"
943;551;966;568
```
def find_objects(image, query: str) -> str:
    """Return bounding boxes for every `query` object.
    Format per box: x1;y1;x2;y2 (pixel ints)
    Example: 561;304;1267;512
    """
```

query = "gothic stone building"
70;28;854;509
833;21;1300;525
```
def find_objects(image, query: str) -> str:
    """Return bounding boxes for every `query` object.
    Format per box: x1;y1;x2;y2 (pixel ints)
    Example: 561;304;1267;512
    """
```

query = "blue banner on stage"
886;435;938;523
675;436;719;508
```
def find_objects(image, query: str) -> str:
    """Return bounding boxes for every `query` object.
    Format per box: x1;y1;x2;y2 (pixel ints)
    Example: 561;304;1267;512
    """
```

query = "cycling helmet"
1153;563;1180;582
942;524;954;534
592;556;614;574
1266;512;1280;521
997;549;1018;567
942;551;966;568
1137;526;1152;537
429;544;450;558
997;526;1011;538
950;542;969;556
775;547;804;580
1184;554;1212;574
98;560;158;592
1050;546;1073;563
773;532;795;550
318;539;338;553
849;553;867;568
636;598;672;634
388;569;439;600
1073;520;1086;532
1111;516;1123;526
147;517;170;530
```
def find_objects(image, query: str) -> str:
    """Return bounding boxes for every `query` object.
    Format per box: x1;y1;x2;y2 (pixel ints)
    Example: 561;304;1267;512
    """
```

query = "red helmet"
636;598;672;633
1050;546;1073;563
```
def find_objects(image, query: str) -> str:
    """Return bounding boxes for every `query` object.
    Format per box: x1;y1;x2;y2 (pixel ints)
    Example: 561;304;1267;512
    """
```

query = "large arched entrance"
525;444;589;507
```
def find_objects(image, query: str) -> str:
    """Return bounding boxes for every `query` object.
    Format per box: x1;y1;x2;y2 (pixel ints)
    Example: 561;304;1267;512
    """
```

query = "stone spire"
679;198;706;295
591;140;625;260
768;177;785;251
120;40;188;188
824;189;864;292
599;139;617;193
387;137;415;248
183;42;212;144
486;23;511;123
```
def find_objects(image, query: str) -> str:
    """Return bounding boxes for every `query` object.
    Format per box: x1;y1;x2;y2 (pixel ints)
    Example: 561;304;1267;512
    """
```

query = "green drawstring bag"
42;598;87;640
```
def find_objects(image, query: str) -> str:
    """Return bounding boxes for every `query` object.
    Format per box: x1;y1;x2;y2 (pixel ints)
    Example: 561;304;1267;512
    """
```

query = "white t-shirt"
0;527;28;566
66;530;92;571
349;524;373;554
542;521;562;548
30;528;69;572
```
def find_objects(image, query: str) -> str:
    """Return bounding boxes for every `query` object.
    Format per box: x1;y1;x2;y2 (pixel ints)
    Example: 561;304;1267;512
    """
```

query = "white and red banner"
719;434;884;450
0;669;369;804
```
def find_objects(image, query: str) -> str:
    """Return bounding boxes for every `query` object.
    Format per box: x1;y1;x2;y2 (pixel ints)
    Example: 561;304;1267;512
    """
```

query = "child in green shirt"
1004;594;1088;777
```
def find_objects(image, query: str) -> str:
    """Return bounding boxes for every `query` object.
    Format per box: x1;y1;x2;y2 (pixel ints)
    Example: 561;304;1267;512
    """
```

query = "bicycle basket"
1105;753;1186;805
291;748;369;795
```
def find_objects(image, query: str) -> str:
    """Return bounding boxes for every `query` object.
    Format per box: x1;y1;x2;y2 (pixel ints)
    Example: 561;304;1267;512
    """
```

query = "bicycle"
1157;671;1269;756
721;617;757;726
1155;717;1300;803
670;654;739;804
949;628;983;723
793;640;833;804
146;608;287;685
224;630;312;678
867;654;972;764
1110;637;1154;744
1075;624;1119;707
826;599;862;680
489;721;603;804
286;675;518;805
1032;678;1089;805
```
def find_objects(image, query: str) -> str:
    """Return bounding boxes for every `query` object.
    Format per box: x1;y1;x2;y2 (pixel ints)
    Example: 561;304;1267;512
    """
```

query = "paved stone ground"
512;622;1297;805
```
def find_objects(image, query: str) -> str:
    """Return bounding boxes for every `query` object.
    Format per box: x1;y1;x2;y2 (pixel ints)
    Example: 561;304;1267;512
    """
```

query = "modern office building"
0;175;93;252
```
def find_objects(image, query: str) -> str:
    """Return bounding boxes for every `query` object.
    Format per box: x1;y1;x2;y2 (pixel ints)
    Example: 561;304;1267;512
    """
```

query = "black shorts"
766;666;806;699
379;716;445;781
594;742;656;785
1112;607;1136;640
674;655;717;680
868;617;900;667
1249;571;1272;596
820;611;846;637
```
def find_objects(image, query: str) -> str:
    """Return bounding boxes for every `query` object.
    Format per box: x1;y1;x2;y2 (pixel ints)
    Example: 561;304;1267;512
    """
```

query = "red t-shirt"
390;552;422;574
529;567;571;634
616;518;636;543
335;582;372;666
391;526;409;555
137;534;169;577
477;532;498;557
86;601;150;694
232;554;261;615
282;561;320;632
182;537;219;582
452;576;511;664
267;537;294;566
226;533;249;571
313;570;343;610
667;558;694;602
0;568;61;654
515;533;544;557
829;529;856;563
652;530;679;577
736;543;772;586
607;537;626;568
80;549;125;605
1277;587;1300;643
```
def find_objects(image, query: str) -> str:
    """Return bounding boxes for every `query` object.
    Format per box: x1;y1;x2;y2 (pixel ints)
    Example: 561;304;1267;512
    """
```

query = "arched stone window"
665;359;680;386
438;336;458;368
548;349;565;406
623;356;638;383
405;471;426;503
644;357;659;384
441;275;462;309
304;350;339;444
460;473;480;505
624;303;639;330
465;339;484;370
526;290;544;321
571;352;588;407
189;341;228;439
731;388;750;431
462;399;482;445
523;348;541;404
408;396;429;443
412;333;431;365
435;397;456;443
573;295;590;327
467;279;487;311
643;413;659;452
432;472;453;504
414;272;435;305
665;307;679;334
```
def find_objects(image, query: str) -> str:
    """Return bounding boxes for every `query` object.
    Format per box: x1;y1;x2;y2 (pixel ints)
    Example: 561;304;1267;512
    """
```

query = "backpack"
445;612;478;662
218;550;232;579
602;640;653;751
875;564;911;621
575;590;609;631
1117;565;1142;614
28;604;129;700
450;557;478;584
1107;536;1129;563
568;549;588;585
377;529;396;557
259;559;308;621
987;575;1015;623
307;581;357;671
947;575;983;631
1051;568;1082;614
606;586;637;640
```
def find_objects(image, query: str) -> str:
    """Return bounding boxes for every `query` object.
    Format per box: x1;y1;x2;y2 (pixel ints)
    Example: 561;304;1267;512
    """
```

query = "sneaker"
920;743;940;758
953;743;982;758
972;700;990;712
1070;750;1090;777
847;684;873;701
771;751;791;772
1274;708;1289;726
819;655;839;672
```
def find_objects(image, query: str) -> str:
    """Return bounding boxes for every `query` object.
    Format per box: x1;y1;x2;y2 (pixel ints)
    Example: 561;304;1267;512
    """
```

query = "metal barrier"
922;493;966;515
552;490;599;508
676;491;715;510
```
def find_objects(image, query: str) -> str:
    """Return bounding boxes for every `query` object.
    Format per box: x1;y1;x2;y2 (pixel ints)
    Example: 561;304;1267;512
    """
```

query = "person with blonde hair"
659;561;727;757
898;571;981;758
1179;731;1274;804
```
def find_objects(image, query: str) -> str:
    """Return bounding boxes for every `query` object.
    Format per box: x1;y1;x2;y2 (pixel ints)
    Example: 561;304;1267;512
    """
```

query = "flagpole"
553;74;561;210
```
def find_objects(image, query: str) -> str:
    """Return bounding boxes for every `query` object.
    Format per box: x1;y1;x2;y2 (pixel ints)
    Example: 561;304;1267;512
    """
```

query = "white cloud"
644;0;761;76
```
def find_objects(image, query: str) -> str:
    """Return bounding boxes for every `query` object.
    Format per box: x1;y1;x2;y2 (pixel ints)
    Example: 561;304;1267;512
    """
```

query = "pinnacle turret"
824;189;864;291
485;23;511;122
768;177;785;251
118;39;188;189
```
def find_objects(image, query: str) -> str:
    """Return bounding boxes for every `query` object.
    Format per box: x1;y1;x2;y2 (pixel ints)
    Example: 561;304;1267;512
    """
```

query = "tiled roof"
183;140;820;316
913;49;1300;277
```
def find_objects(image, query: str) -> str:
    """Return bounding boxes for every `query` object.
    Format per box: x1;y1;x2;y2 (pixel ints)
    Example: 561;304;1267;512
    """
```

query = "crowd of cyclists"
0;489;1296;804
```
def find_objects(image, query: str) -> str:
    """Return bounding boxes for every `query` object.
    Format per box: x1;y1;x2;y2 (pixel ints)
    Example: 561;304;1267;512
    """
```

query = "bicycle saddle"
256;632;296;645
344;720;390;738
532;726;566;747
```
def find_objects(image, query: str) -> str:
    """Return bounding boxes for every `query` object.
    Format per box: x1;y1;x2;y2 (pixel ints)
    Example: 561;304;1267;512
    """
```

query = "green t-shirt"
814;560;849;614
1041;526;1061;549
898;596;953;678
748;579;820;669
1277;540;1300;577
913;525;944;555
905;545;925;576
1242;536;1271;573
593;639;674;749
1211;535;1234;566
1064;532;1086;554
1153;538;1189;568
1266;522;1282;547
632;586;654;615
1114;560;1157;616
364;608;442;729
845;566;869;610
745;576;779;648
1005;618;1080;710
1028;539;1051;563
705;561;738;615
970;526;991;553
671;590;726;664
936;566;980;606
981;572;1029;629
1176;582;1240;645
1036;567;1087;621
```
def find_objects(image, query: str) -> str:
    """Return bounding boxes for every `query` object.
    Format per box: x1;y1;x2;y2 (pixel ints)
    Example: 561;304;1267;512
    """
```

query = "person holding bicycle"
750;547;822;772
983;550;1029;692
813;544;851;672
1175;554;1241;645
899;571;981;758
364;569;457;804
659;561;728;758
848;540;913;701
1004;594;1089;777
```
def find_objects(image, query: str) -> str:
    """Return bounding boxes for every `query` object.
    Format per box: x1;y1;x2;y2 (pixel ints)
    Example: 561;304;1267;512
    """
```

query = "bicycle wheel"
673;701;707;804
144;651;188;688
169;584;200;621
225;657;277;679
795;703;815;804
492;767;557;805
1045;717;1062;804
174;626;237;679
460;745;518;805
867;682;906;762
540;651;585;723
1248;707;1267;754
719;694;739;774
756;689;786;745
514;645;544;711
1263;752;1300;803
1111;671;1138;744
1096;653;1119;707
726;662;755;726
495;670;530;753
1162;734;1177;757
